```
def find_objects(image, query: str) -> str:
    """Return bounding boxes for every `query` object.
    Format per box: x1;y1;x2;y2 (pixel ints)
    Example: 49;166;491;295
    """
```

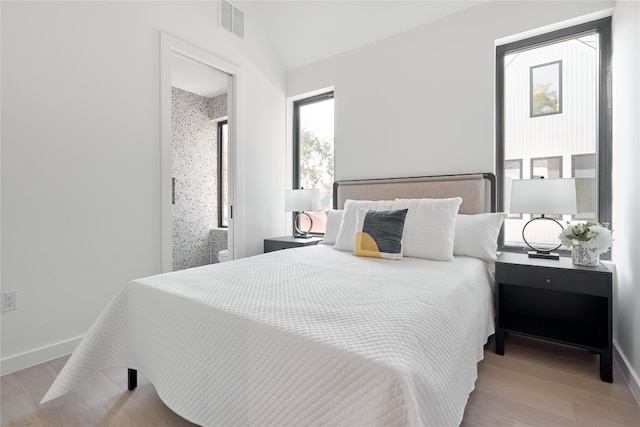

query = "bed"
43;173;502;426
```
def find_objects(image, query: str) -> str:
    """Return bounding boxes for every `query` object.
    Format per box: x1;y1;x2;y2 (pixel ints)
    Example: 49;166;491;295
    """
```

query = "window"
572;153;597;220
496;18;612;256
505;159;522;219
531;156;563;220
217;120;228;228
293;92;335;235
530;60;562;117
530;156;562;179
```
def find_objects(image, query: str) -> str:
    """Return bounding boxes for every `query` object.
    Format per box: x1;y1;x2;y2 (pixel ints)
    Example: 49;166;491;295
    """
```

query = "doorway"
160;34;239;272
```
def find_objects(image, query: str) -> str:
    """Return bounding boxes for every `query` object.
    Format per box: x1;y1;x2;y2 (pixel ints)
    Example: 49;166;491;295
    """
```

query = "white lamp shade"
510;178;577;215
285;189;321;212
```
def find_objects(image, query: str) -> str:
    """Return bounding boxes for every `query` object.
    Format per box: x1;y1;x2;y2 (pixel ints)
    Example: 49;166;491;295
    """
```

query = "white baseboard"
0;336;82;376
614;342;640;406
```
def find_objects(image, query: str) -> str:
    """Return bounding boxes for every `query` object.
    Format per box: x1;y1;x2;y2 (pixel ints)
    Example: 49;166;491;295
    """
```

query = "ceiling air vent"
220;0;244;40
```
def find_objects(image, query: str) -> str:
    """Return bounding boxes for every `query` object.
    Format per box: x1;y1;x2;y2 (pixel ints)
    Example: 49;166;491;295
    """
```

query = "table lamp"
510;178;577;259
285;189;321;238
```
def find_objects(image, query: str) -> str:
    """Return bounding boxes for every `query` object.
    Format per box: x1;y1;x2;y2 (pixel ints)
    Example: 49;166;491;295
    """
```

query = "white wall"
288;0;640;394
1;1;286;372
287;1;614;181
612;0;640;402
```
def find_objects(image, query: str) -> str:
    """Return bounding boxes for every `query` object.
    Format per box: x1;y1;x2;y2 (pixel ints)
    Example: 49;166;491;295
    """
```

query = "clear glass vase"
572;244;600;266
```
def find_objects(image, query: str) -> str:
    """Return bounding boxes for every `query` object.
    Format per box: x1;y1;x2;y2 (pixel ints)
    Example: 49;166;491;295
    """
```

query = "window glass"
497;18;611;255
530;60;562;117
505;159;522;219
529;156;563;221
294;93;334;234
572;153;597;220
530;156;562;180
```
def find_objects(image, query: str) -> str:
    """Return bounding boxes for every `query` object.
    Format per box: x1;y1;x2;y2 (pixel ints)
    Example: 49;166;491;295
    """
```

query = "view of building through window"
295;93;334;234
503;32;599;248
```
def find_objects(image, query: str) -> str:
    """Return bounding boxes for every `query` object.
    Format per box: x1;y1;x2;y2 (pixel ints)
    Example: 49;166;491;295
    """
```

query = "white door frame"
160;33;241;272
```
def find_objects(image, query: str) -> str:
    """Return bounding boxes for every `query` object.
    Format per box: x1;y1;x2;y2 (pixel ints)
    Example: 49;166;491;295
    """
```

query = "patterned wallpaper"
172;88;228;270
210;93;227;121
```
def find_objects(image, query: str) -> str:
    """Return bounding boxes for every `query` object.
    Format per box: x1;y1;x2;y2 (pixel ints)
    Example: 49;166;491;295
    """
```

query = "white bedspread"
43;245;495;427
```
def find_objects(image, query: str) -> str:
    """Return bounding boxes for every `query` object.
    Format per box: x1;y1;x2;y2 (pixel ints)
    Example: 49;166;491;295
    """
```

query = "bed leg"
127;368;137;390
495;331;505;355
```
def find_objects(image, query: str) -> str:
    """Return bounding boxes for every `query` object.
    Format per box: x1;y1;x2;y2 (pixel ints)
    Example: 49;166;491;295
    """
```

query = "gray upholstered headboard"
333;173;496;214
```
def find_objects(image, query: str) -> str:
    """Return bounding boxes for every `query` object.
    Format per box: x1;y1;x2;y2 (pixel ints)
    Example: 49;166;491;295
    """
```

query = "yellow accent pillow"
353;208;408;260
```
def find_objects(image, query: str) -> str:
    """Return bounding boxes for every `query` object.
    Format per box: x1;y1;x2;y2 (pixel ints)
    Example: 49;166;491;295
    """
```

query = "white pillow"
454;212;508;262
321;210;344;245
333;199;393;252
391;197;462;261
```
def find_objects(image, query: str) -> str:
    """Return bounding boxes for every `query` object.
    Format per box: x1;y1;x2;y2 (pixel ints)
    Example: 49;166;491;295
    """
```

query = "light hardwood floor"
2;335;639;426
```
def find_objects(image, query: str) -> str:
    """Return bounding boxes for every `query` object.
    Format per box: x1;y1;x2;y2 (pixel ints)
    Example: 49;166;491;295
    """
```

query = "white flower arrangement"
559;221;613;254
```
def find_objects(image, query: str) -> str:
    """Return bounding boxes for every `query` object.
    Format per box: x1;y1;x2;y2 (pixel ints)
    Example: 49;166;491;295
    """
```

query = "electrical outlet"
2;291;18;312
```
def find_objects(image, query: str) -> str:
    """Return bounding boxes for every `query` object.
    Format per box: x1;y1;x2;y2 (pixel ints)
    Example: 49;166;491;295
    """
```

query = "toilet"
218;249;230;263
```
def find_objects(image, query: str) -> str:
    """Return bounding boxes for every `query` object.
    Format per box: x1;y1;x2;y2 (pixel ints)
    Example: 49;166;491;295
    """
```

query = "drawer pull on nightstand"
545;278;552;284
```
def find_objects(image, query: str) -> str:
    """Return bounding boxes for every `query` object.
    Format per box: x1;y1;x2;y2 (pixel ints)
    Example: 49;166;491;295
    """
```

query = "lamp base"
294;212;314;239
528;250;560;260
293;233;314;239
522;216;563;261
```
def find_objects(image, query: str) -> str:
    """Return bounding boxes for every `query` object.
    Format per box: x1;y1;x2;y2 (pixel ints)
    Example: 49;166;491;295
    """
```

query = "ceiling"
247;0;486;70
171;1;486;97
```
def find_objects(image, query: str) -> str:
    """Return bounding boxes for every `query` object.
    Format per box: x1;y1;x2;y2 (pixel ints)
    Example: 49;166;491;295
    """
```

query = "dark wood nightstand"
263;236;323;253
495;252;613;382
